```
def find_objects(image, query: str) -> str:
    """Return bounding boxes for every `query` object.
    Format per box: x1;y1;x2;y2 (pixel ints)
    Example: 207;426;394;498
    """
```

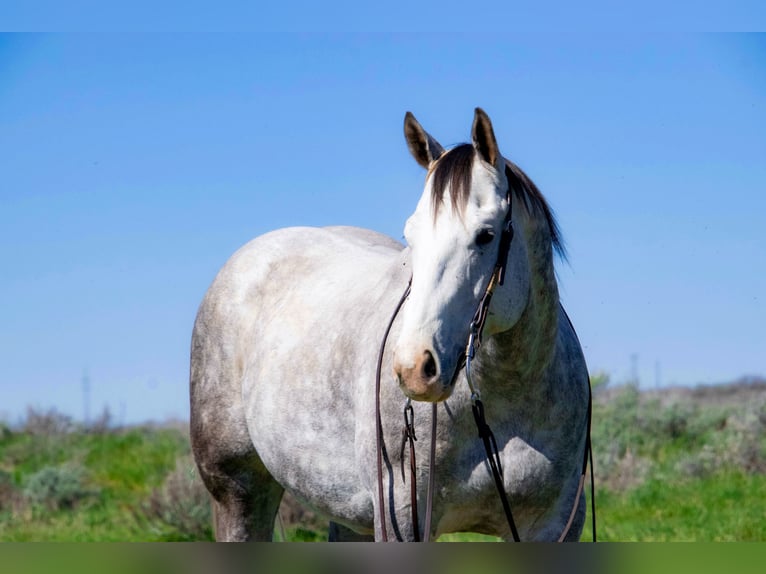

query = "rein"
375;280;411;542
374;187;596;543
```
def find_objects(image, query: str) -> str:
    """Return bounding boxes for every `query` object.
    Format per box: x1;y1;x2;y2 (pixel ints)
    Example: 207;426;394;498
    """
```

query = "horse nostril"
422;350;438;379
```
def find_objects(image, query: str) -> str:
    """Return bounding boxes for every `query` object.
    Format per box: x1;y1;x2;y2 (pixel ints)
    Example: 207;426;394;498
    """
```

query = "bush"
22;465;98;512
592;385;642;483
0;469;22;514
593;383;766;491
86;406;113;435
137;455;213;541
676;402;766;479
590;371;611;394
22;408;76;436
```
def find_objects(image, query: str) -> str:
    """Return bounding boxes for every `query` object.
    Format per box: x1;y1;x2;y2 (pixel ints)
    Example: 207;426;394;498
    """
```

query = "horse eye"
475;229;495;247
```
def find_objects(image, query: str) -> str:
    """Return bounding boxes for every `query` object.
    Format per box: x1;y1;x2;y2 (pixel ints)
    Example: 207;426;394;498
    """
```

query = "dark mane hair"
428;143;566;259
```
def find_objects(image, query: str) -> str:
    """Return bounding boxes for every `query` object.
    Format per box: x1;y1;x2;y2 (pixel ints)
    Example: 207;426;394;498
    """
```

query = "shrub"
593;383;766;489
590;371;611;394
22;465;98;512
22;408;76;436
676;402;766;479
0;469;23;514
138;455;213;541
86;406;113;435
592;385;642;481
0;423;12;442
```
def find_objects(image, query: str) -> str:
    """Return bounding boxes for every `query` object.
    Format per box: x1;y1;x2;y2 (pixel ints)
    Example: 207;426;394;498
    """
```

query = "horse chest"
459;439;560;497
431;433;569;537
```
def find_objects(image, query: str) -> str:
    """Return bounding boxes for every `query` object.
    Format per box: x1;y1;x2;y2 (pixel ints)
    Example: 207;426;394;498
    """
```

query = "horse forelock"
427;144;566;260
428;143;475;221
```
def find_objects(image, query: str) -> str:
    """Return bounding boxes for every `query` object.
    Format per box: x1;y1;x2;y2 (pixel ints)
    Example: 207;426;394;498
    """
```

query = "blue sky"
1;33;764;424
2;2;766;32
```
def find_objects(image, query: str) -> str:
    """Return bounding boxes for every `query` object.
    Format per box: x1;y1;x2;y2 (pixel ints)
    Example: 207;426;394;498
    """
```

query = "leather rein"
374;186;596;542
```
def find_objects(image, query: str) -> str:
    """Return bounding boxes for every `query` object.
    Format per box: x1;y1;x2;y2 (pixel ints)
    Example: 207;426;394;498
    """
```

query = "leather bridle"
374;178;596;542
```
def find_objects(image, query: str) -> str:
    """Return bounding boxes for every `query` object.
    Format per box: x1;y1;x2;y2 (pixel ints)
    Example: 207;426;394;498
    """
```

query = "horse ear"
471;107;501;168
404;111;445;169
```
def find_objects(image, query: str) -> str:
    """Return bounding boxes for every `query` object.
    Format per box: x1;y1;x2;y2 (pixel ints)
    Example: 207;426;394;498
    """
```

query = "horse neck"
477;213;559;395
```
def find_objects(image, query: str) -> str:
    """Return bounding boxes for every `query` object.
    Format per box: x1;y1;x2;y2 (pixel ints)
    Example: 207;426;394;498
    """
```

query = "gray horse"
190;108;591;541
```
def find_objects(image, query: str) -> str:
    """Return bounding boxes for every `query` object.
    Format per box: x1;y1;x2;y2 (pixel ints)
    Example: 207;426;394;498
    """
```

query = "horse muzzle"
393;348;456;402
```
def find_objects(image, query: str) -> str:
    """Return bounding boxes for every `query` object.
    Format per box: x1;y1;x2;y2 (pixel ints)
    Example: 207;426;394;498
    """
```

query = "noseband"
374;182;596;542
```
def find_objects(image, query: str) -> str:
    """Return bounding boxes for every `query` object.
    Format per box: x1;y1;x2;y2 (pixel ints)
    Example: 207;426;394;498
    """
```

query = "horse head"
393;108;532;402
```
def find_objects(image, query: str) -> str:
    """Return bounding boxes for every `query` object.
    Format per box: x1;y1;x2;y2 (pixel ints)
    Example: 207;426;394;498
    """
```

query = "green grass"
82;428;188;495
585;472;766;542
437;532;502;542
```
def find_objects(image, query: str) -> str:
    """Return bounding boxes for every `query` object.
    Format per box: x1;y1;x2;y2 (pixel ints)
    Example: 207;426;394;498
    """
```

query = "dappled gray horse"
190;108;590;541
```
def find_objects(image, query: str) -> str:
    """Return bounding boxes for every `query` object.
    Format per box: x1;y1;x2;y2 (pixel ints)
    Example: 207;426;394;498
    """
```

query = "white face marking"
393;152;530;401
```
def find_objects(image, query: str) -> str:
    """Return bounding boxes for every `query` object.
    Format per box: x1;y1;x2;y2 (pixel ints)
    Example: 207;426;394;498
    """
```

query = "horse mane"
429;143;566;260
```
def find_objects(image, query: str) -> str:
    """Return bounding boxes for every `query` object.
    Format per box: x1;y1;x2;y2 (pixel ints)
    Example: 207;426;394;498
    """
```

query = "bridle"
374;177;596;542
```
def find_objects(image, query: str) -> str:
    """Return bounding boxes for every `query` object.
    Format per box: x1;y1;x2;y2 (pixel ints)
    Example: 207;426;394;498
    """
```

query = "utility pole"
82;369;91;426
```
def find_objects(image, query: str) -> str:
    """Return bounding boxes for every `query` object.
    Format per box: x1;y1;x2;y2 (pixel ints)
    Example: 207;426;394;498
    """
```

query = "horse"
190;108;591;542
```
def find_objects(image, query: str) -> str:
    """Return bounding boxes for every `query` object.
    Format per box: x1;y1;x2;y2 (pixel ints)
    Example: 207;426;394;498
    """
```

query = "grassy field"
0;413;211;541
1;378;765;542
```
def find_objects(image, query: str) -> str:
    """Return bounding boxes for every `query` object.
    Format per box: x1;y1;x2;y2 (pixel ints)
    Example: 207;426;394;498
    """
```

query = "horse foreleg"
206;467;284;542
193;447;284;542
